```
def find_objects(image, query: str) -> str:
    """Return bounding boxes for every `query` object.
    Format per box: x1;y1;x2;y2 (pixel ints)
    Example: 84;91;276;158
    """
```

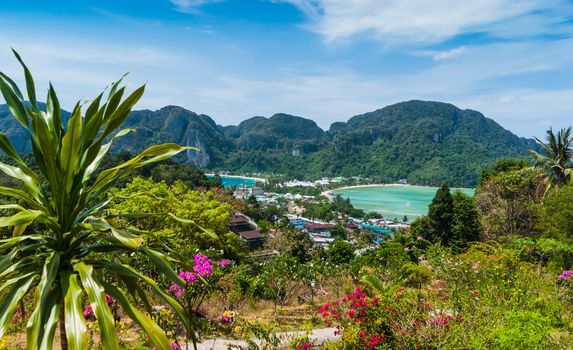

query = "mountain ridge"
0;100;536;187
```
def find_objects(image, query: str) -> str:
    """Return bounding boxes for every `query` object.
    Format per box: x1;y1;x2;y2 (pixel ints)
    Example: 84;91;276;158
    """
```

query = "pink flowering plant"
557;270;573;303
319;284;464;350
164;253;233;346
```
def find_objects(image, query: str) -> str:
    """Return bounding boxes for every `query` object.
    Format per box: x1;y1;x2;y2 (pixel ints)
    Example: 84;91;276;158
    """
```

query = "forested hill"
0;100;536;187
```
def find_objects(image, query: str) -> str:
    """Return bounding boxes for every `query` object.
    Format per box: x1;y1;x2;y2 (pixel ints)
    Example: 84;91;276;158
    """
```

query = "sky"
0;0;572;138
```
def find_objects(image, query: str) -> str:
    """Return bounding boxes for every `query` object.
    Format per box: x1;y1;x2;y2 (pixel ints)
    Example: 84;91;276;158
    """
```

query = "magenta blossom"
558;270;573;282
83;305;94;319
152;343;180;350
105;294;116;306
217;259;232;267
193;253;213;277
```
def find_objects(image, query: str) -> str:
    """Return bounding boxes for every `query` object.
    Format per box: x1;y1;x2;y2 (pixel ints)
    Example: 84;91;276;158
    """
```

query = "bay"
329;185;475;221
207;175;259;188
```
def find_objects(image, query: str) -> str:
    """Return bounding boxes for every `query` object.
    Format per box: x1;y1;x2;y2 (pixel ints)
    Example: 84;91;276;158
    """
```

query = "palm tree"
0;50;193;350
529;126;573;194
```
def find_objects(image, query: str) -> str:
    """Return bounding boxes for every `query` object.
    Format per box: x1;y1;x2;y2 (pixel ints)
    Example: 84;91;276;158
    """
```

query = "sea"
207;175;258;188
329;185;475;221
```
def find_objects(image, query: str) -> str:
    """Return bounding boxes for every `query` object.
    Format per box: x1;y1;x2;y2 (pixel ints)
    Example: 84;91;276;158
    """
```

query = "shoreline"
206;173;268;184
322;183;474;197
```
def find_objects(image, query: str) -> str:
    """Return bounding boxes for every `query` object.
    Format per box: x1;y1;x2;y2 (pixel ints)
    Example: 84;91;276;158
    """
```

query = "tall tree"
537;182;573;240
428;182;454;245
476;167;541;240
0;51;192;350
451;190;481;248
529;126;573;194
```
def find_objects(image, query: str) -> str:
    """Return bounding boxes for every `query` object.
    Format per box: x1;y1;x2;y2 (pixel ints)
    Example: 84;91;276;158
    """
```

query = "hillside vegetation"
0;101;535;187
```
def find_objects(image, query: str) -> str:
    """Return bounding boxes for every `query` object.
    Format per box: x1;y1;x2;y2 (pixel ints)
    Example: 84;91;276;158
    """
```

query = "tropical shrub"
0;51;191;349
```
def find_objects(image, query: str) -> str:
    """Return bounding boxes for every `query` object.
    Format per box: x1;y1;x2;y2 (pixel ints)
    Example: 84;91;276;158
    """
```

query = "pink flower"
105;294;116;306
171;343;181;350
193;254;213;277
558;270;573;282
83;305;94;319
217;259;232;267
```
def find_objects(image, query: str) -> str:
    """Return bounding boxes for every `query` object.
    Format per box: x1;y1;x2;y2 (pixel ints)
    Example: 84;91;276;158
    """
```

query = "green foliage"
479;158;530;185
0;52;190;349
215;101;535;187
489;310;552;350
476;167;541;240
257;254;310;310
410;187;480;250
400;261;433;288
323;241;572;349
302;194;371;221
537;182;573;240
107;177;246;261
450;190;481;249
529;126;573;193
328;239;355;265
1;100;535;187
427;182;454;245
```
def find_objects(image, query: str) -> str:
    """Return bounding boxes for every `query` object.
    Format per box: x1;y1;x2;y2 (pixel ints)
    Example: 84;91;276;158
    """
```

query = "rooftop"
304;223;335;230
238;230;264;240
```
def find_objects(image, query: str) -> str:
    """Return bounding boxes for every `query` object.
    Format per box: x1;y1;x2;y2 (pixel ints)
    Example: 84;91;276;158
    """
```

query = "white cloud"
161;39;573;138
280;0;573;45
433;46;466;60
170;0;224;13
453;89;573;138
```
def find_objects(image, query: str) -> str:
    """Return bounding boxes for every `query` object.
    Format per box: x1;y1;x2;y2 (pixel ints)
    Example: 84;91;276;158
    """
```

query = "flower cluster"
319;288;386;350
219;310;236;324
168;254;232;299
83;305;94;320
296;343;313;349
428;309;454;328
557;270;573;282
11;305;29;324
193;253;213;277
83;294;116;321
217;258;232;267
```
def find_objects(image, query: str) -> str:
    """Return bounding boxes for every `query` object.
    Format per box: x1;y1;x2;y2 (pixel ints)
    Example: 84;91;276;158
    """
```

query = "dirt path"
192;327;340;350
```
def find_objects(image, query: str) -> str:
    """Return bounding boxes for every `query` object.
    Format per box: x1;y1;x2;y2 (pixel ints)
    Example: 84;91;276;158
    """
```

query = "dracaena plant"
0;50;194;350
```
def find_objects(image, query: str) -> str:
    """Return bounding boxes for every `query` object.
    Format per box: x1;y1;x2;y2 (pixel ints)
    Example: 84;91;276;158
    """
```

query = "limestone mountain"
308;100;538;186
219;101;536;186
109;105;230;167
223;113;327;153
0;100;537;186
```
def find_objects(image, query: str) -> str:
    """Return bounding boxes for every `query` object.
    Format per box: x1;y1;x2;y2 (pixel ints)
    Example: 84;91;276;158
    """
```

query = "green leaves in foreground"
0;50;194;349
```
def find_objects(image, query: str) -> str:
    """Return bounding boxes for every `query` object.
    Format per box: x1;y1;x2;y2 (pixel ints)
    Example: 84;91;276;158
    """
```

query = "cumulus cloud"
280;0;573;45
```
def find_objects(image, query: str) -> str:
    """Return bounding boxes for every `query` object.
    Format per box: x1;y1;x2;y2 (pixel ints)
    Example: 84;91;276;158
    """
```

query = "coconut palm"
0;50;193;350
529;126;573;194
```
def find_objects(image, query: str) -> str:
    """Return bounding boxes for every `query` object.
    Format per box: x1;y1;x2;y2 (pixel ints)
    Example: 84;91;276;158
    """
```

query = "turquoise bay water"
330;185;475;220
207;175;257;188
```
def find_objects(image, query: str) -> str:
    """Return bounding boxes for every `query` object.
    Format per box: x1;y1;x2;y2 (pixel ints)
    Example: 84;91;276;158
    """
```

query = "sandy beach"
206;173;268;184
322;183;426;197
322;183;474;198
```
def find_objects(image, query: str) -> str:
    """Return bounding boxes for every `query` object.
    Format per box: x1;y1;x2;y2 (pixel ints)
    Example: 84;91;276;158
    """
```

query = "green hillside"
0;100;536;187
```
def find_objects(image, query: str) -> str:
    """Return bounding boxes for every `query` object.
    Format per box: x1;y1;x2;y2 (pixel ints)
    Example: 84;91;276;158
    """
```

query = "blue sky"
0;0;572;137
